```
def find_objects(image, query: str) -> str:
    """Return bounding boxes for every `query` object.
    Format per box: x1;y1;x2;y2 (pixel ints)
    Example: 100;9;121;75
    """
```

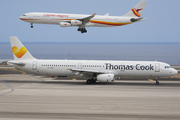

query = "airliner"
20;1;147;33
7;37;177;85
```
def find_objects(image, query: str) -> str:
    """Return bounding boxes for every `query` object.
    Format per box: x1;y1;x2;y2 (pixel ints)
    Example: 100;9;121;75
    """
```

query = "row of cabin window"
82;65;104;67
41;65;76;67
41;64;104;68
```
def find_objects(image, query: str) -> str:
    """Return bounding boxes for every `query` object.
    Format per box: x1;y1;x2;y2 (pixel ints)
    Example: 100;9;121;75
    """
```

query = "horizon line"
1;42;180;44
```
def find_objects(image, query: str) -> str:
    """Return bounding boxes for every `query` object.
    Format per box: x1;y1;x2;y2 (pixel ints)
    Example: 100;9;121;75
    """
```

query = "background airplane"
20;1;147;33
7;37;177;85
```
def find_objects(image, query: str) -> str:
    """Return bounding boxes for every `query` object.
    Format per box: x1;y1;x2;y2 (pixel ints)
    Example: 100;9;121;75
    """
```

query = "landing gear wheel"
92;80;96;83
86;79;92;84
77;28;82;31
80;28;87;33
156;81;159;85
86;79;96;84
155;77;159;85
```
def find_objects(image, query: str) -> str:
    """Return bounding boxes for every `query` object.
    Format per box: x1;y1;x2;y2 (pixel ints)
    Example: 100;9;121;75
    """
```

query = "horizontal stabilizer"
7;61;25;66
131;17;145;22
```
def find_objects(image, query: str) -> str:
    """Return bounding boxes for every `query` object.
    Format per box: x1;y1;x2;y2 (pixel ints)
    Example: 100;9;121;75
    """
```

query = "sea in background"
0;42;180;65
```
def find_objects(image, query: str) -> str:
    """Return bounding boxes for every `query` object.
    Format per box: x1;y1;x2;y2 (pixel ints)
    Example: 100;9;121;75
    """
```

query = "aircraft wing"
78;13;96;23
70;68;106;77
70;68;105;74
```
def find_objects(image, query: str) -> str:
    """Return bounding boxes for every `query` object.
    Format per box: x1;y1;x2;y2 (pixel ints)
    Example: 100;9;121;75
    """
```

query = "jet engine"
60;22;71;27
71;20;82;26
97;74;114;82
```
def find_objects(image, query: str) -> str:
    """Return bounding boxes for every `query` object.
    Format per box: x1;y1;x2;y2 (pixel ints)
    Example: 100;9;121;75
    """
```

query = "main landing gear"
31;23;33;28
77;27;87;33
155;77;159;85
86;78;96;84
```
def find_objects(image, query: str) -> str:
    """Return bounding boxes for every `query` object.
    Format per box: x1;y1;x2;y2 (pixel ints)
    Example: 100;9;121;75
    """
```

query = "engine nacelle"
60;22;71;27
71;20;82;26
97;74;114;82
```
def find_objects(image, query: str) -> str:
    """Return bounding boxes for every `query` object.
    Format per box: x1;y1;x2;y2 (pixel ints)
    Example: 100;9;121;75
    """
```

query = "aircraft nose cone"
172;69;178;76
19;16;23;20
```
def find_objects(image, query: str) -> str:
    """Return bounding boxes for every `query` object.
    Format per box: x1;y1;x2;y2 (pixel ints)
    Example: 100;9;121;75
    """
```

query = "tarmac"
0;66;180;120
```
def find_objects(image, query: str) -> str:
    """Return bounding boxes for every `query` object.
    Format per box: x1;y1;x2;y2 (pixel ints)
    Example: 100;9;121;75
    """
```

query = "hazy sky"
0;0;180;42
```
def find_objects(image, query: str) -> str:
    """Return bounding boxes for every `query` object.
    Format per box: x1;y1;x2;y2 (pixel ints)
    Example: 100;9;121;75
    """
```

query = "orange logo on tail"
132;8;143;17
12;46;27;58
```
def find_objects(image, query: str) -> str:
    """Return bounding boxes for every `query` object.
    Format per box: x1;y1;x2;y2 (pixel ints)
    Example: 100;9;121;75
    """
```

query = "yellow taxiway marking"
148;79;154;81
0;76;5;78
72;79;76;81
18;70;26;75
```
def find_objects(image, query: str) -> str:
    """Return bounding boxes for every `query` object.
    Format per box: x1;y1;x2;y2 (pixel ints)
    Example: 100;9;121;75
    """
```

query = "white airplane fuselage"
8;36;177;84
20;12;133;27
12;59;177;78
19;1;147;33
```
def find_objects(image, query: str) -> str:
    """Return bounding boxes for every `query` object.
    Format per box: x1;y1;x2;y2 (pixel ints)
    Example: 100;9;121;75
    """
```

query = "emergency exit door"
155;63;160;72
32;61;37;70
78;63;82;69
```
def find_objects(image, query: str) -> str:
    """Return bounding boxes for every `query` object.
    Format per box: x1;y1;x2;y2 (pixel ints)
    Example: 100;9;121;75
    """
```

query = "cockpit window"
165;66;172;69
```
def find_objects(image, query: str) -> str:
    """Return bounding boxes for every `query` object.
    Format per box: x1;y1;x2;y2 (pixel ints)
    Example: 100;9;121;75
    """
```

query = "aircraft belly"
117;70;156;77
44;67;74;76
23;19;59;25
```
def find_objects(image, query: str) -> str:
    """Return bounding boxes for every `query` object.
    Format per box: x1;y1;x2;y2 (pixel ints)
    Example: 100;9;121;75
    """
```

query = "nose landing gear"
155;77;159;85
31;23;33;28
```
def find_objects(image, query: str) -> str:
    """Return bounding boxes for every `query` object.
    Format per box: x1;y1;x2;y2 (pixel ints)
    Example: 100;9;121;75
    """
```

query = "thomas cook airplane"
20;1;147;33
7;37;177;85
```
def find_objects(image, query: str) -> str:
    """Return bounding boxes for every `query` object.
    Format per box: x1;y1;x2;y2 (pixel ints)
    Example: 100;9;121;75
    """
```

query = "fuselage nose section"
19;15;26;20
19;16;23;20
172;69;178;76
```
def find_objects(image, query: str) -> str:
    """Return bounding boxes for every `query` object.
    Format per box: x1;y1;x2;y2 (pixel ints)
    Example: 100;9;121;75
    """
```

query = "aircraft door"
78;63;82;69
155;63;160;72
32;61;37;70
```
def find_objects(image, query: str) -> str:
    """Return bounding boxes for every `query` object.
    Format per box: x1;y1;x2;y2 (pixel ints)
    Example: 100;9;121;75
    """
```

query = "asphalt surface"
0;73;180;120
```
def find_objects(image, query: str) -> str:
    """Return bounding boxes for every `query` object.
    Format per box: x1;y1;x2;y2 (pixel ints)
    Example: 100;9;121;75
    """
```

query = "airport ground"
0;65;180;120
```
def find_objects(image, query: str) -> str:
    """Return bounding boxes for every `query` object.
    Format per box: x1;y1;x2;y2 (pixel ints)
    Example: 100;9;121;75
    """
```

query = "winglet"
104;13;109;16
92;13;96;17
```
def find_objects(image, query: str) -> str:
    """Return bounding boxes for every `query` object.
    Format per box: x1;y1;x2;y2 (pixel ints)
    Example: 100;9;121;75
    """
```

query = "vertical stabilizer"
123;1;147;17
9;36;35;60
